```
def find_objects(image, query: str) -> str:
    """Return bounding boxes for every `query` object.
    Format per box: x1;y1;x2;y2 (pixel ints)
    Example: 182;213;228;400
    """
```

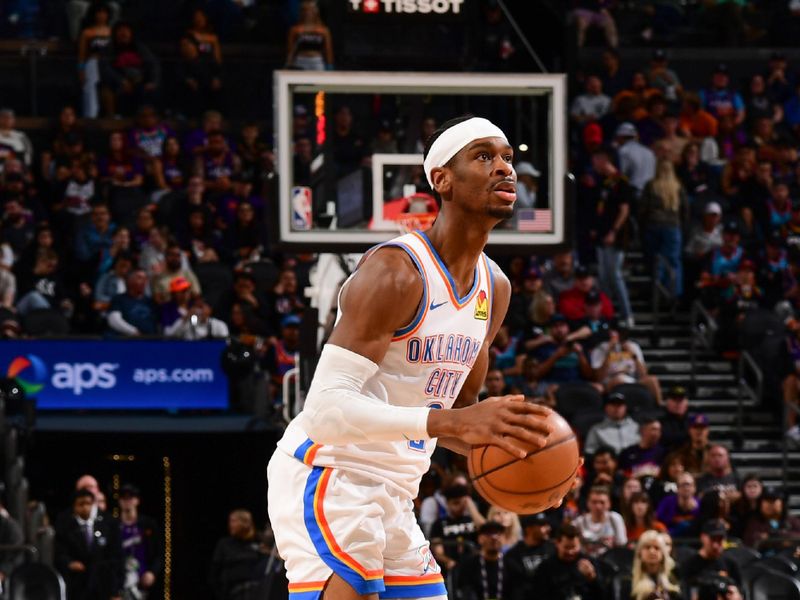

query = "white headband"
423;117;508;187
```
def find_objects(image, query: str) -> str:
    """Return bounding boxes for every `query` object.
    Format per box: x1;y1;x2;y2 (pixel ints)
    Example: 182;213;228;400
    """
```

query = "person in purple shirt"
118;484;162;598
618;417;667;479
699;64;745;126
656;471;700;538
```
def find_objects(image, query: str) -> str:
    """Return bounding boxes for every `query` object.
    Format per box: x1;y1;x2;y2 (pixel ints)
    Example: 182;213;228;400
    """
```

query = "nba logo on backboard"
291;186;313;231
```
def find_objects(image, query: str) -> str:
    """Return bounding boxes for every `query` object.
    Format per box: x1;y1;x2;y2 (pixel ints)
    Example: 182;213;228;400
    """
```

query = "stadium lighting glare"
519;143;529;152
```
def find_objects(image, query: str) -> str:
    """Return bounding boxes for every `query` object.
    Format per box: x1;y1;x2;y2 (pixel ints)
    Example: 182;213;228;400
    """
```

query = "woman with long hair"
187;8;222;64
286;0;334;70
487;505;522;552
631;529;683;600
640;159;689;297
730;475;762;538
623;492;667;544
649;452;685;506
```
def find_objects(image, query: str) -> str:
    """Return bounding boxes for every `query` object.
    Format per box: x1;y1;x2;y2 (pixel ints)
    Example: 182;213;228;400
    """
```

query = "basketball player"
267;116;559;600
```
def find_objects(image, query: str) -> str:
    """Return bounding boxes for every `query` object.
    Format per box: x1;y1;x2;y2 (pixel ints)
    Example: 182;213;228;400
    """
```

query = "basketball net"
393;212;437;234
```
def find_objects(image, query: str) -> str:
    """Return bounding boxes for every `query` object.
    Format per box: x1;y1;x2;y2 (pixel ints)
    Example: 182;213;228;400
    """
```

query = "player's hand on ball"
449;394;553;459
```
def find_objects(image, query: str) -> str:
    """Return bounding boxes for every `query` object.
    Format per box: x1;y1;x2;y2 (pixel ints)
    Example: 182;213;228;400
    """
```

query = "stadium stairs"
623;250;800;517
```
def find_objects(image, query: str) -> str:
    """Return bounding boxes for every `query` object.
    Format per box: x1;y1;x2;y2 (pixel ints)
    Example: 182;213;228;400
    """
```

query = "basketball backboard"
275;70;569;252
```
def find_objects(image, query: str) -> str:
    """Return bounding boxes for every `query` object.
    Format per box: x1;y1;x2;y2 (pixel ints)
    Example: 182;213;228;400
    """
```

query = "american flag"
516;208;553;232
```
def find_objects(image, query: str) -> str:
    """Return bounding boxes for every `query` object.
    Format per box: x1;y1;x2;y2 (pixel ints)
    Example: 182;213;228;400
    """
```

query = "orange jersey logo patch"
474;290;488;320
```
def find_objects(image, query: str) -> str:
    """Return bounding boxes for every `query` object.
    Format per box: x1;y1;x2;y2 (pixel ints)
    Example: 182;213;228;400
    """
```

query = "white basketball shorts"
267;441;446;599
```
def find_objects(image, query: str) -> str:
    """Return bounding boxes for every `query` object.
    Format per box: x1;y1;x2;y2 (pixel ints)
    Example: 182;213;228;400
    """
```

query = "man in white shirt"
0;109;33;171
166;297;229;340
583;391;641;455
570;76;611;125
573;485;626;558
615;122;655;197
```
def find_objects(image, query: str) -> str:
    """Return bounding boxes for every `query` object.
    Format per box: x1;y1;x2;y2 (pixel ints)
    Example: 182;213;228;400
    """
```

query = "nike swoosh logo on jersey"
429;300;447;310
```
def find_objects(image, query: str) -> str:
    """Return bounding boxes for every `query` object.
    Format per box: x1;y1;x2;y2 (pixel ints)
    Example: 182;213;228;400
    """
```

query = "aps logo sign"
7;354;47;395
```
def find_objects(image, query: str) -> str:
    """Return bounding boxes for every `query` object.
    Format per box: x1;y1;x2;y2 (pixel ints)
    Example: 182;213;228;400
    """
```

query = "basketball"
468;410;580;514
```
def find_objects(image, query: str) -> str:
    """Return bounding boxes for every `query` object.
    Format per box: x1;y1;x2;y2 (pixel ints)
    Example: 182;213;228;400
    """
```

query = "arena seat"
9;563;65;600
20;310;70;336
569;408;606;441
555;383;602;420
751;569;800;600
759;554;799;576
723;546;761;570
610;383;657;418
600;546;634;575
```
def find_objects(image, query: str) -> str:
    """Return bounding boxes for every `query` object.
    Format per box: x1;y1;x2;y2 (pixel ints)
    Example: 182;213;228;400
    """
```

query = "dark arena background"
0;1;797;599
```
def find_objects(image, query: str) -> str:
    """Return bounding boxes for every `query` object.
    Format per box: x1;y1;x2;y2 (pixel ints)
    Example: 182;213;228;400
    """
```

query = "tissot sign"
348;0;465;14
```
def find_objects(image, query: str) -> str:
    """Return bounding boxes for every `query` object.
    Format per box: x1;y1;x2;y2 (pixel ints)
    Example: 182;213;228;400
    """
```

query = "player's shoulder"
485;256;511;295
347;245;423;299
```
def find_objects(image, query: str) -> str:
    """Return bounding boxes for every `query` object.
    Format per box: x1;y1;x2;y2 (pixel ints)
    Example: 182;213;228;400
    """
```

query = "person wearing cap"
615;121;656;196
513;161;540;210
118;483;162;598
165;295;229;340
455;520;506;600
570;76;611;125
504;513;555;599
685;201;722;267
742;485;800;550
570;288;614;353
160;275;193;333
151;242;200;304
677;413;711;476
700;220;744;292
681;519;742;586
107;268;158;336
587;147;636;326
696;445;740;501
429;484;486;575
558;264;614;322
700;64;746;126
619;417;666;479
583;391;641;456
589;320;662;405
530;523;604;600
660;386;692;451
647;49;682;103
264;313;301;392
531;313;596;396
639;158;690;297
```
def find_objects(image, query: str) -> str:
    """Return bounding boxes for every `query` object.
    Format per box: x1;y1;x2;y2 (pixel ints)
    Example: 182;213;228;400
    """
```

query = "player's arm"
304;252;552;457
437;264;550;456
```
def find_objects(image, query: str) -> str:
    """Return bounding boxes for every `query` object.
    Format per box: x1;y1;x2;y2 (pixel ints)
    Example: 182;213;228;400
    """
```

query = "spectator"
98;131;146;223
94;251;132;313
75;201;115;265
153;136;188;194
570;1;617;48
766;50;794;104
176;34;223;119
542;251;576;299
583;391;641;456
56;155;97;228
619;418;667;479
151;243;201;304
640;159;690;297
100;22;160;117
636;94;667;148
107;268;158;336
118;484;161;599
55;488;124;600
570;75;611;125
0;109;33;171
757;231;789;308
660;386;691;451
588;147;635;325
504;513;555;600
138;224;168;277
187;8;222;65
487;505;522;552
656;472;700;538
630;529;681;600
685;202;723;287
599;47;626;97
514;161;540;211
160;276;192;333
429;484;485;574
185;110;224;156
97;225;131;275
455;521;505;600
531;313;596;395
696;445;740;501
0;246;15;311
194;130;241;202
616;121;657;197
530;523;603;600
264;314;300;395
330;105;367;179
680;519;742;587
656;108;688;165
700;64;746;126
220;270;271;338
1;198;34;259
699;220;745;302
646;49;683;104
480;368;508;401
15;249;71;318
286;0;334;70
649;452;686;507
77;2;111;118
167;296;228;340
129;105;174;164
698;578;743;600
746;74;783;128
224;201;266;267
0;501;22;584
209;509;267;600
729;475;762;539
742;485;800;550
573;485;627;557
619;476;644;515
590;320;662;404
571;289;614;352
268;268;305;332
679;93;719;140
624;493;667;544
558;265;614;322
677;414;712;476
583;446;625;505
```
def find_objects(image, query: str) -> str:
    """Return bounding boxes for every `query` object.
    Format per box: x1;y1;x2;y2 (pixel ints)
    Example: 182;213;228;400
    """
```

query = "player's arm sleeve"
301;344;431;445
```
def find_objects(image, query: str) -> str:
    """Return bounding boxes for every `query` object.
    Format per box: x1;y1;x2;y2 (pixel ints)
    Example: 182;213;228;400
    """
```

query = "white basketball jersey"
277;231;496;499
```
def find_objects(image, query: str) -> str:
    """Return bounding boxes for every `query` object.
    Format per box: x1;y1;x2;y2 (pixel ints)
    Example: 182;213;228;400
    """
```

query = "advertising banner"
0;340;228;410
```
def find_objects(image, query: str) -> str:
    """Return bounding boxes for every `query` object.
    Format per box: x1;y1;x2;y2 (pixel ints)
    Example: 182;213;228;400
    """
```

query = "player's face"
444;137;516;221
